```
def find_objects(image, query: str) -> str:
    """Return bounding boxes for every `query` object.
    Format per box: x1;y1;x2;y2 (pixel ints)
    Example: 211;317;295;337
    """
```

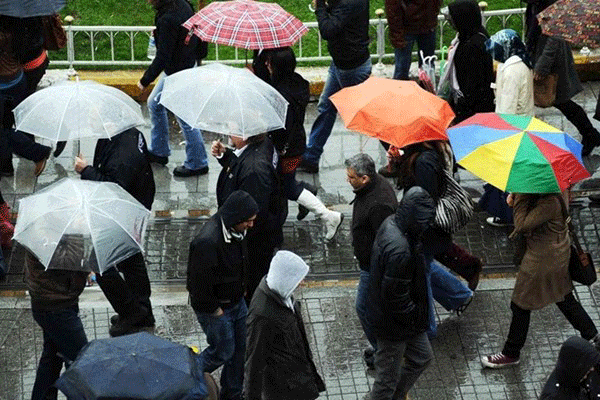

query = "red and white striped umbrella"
183;0;309;50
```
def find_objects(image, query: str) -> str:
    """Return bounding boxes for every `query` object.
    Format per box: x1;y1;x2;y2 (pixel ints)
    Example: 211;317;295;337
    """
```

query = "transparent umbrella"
13;178;150;273
13;80;145;142
159;63;288;139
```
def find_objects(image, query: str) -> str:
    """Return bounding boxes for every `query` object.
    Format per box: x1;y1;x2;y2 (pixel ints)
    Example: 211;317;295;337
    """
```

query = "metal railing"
52;8;526;70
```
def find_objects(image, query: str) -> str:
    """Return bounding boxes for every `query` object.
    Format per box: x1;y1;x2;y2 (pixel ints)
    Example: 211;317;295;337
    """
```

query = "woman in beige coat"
481;192;600;368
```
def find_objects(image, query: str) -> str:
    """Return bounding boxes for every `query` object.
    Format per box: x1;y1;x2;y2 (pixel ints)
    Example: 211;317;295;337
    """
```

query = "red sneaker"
481;353;520;369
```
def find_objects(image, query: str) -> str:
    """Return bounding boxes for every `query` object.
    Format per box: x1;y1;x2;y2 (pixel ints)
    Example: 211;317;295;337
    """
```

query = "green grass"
53;0;524;68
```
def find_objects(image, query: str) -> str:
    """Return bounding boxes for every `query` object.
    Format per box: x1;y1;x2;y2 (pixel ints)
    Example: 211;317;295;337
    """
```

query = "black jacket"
315;0;370;70
80;128;155;211
350;174;397;271
540;336;600;400
269;72;310;159
140;0;198;87
244;278;325;400
448;0;495;123
368;187;435;341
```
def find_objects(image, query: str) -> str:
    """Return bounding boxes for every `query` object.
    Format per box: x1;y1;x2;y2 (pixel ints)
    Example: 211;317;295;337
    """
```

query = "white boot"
296;189;343;241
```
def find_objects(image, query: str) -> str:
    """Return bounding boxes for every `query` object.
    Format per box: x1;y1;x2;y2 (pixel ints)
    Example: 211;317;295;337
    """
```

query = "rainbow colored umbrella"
448;113;590;193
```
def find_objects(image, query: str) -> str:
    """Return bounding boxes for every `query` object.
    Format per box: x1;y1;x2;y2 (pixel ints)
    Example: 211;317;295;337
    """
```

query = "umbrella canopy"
13;178;150;273
448;113;590;193
538;0;600;48
329;76;455;149
0;0;66;18
183;0;308;49
55;332;207;400
160;63;288;138
13;80;145;142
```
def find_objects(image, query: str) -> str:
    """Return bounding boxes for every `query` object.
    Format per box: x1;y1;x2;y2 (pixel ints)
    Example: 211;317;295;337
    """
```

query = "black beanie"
219;190;259;229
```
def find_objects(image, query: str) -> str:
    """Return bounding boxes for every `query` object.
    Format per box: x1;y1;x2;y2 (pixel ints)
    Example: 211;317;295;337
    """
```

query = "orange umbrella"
329;76;455;149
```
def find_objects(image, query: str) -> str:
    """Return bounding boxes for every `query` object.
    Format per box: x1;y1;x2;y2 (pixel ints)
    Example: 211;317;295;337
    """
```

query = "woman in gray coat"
482;193;599;368
525;0;600;156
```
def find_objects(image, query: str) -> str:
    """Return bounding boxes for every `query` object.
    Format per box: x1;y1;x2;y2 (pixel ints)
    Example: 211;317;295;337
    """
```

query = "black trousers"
503;292;598;358
96;252;154;323
554;100;600;141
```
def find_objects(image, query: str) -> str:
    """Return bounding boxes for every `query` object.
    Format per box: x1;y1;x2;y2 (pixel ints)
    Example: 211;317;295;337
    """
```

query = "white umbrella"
159;63;288;139
13;178;150;273
13;80;145;142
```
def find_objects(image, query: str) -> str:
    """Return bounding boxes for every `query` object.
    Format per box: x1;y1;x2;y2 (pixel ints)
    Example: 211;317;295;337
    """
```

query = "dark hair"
267;47;296;83
395;141;449;188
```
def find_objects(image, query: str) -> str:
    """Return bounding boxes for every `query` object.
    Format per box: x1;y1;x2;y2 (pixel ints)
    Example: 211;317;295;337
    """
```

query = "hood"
448;0;485;40
485;29;532;68
218;190;259;229
554;336;600;387
266;250;309;302
395;187;435;238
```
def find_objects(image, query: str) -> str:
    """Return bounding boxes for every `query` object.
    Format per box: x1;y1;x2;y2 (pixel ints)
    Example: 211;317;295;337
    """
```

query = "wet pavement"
0;73;600;399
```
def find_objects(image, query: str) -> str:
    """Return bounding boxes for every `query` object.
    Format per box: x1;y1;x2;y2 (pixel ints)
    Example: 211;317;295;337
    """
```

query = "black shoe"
582;133;600;157
146;151;169;166
363;347;375;370
53;141;67;157
111;313;155;327
297;182;318;220
173;165;209;177
109;317;144;337
297;159;319;174
110;314;119;325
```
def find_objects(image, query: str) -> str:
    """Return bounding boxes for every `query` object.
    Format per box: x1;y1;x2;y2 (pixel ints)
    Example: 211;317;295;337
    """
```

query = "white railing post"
374;8;386;76
64;15;77;76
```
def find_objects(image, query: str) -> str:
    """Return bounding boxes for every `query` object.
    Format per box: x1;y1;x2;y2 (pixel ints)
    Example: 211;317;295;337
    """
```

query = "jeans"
425;258;473;338
303;58;372;165
393;30;437;80
503;293;598;358
95;252;154;323
356;269;377;350
31;304;88;400
371;332;433;400
147;73;208;170
195;298;247;400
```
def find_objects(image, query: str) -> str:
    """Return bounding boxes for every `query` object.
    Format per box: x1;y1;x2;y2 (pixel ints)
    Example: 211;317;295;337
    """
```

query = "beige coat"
494;56;534;116
510;194;573;310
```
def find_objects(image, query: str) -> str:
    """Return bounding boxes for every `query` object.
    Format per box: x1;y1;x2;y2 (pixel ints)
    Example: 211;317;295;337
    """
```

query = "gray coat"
534;34;582;104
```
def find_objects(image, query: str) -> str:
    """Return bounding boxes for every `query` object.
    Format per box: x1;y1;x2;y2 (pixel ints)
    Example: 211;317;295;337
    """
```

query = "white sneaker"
486;217;512;227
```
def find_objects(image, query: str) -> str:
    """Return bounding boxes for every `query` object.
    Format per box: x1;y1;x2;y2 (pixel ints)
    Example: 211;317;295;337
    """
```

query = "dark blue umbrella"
0;0;66;18
55;332;208;400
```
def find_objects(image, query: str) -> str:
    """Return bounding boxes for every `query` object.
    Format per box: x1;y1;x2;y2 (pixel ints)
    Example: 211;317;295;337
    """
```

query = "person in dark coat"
211;135;286;304
75;127;156;337
524;0;600;156
244;250;326;400
540;336;600;400
187;190;259;400
345;153;397;369
368;187;435;400
446;0;495;123
263;47;342;241
25;237;89;400
138;0;209;177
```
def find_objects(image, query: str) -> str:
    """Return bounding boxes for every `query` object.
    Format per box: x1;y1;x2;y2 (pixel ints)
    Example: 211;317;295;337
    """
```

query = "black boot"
297;182;318;220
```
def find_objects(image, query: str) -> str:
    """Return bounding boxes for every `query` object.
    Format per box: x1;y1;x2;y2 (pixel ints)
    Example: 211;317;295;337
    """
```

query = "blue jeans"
425;258;473;338
147;73;208;170
356;269;377;350
393;30;437;80
31;304;88;400
195;298;247;400
303;58;372;165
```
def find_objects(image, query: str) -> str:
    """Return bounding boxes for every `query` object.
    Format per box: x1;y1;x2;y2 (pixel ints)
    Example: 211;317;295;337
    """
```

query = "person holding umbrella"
138;0;209;177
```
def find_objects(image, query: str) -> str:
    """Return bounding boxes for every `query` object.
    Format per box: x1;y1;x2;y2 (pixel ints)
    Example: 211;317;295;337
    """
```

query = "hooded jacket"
245;251;325;400
447;0;495;123
315;0;370;70
80;128;155;211
385;0;442;48
540;336;600;400
140;0;199;87
187;190;259;314
368;187;435;341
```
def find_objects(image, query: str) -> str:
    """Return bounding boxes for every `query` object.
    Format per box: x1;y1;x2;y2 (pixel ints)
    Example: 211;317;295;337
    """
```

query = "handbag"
41;14;67;51
557;195;597;286
433;169;474;234
533;73;558;108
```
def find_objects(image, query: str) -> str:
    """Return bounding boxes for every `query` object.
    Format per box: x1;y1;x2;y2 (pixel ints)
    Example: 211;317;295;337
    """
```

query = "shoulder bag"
557;195;597;286
533;73;558;108
434;169;474;234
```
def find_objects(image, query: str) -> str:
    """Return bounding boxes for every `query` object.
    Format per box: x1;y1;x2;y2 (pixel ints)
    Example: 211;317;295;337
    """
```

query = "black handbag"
434;170;474;234
557;196;597;286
